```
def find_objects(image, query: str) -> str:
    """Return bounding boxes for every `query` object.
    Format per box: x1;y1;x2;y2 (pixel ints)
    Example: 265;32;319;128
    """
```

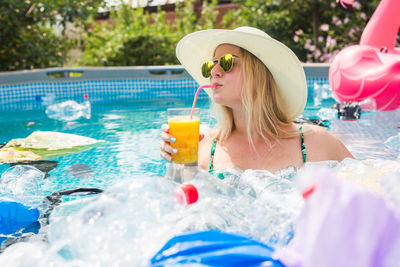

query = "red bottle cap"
175;184;198;205
302;184;316;199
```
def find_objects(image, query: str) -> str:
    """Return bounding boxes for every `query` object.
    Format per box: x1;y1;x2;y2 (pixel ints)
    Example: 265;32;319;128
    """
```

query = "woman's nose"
210;63;222;78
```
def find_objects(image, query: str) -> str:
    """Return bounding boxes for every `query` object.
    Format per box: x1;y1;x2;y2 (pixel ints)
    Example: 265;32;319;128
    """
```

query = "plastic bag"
4;131;105;159
276;168;400;267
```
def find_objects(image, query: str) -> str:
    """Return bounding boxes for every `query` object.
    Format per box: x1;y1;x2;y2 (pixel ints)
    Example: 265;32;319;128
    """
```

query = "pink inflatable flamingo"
329;0;400;110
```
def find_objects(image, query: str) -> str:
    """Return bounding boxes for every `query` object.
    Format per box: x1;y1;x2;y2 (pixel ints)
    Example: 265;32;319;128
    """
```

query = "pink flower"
353;1;361;9
359;12;367;20
320;24;329;31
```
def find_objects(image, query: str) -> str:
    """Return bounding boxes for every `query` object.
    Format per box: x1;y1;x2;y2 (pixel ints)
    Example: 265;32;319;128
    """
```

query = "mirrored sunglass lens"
220;54;233;72
202;61;214;78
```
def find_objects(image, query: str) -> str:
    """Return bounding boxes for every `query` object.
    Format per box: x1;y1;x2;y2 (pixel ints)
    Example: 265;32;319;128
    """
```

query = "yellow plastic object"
0;148;42;163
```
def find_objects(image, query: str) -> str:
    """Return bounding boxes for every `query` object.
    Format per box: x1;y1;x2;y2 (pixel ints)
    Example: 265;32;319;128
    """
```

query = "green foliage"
232;0;381;62
105;34;179;66
1;0;387;69
0;0;102;71
80;0;223;66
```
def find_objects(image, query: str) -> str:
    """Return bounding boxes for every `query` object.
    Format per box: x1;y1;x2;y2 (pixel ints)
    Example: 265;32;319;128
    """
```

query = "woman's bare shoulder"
302;124;354;161
201;128;217;142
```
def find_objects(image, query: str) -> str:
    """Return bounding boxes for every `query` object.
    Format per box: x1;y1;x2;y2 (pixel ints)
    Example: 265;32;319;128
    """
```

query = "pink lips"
212;83;222;89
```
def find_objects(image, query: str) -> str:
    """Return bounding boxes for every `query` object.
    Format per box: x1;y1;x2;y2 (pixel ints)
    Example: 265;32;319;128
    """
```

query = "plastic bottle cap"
302;185;316;199
175;184;198;205
84;94;89;99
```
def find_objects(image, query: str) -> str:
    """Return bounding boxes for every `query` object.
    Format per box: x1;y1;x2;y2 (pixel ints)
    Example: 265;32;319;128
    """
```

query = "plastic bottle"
166;165;251;205
174;183;199;205
45;94;91;121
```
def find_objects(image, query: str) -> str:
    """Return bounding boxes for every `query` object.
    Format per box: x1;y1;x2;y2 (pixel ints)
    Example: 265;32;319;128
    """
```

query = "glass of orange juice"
167;108;200;165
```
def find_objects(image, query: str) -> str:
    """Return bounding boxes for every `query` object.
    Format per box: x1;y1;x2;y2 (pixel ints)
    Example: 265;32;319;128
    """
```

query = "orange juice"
168;116;200;164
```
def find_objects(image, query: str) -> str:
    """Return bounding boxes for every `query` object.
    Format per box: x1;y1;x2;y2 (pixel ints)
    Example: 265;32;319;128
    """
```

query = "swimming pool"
0;66;399;266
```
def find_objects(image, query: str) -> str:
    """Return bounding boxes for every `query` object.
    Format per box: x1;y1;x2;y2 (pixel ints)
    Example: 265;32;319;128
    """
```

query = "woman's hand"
160;124;177;162
159;124;205;162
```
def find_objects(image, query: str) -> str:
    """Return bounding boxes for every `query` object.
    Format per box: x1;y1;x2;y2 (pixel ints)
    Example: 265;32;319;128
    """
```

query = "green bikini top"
208;126;307;179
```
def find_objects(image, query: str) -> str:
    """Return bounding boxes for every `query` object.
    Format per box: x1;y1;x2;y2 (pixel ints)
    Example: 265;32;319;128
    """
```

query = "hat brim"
176;28;307;119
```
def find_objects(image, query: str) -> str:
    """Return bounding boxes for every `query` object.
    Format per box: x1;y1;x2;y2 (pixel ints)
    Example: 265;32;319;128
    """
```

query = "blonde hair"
213;47;295;147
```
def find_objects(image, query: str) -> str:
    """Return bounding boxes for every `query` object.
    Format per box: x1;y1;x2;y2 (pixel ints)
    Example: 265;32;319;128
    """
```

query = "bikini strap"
299;125;307;163
209;138;217;170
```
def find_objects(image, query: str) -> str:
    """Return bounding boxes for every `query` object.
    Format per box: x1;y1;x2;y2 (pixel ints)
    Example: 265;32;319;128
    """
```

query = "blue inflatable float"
150;230;284;267
0;195;40;244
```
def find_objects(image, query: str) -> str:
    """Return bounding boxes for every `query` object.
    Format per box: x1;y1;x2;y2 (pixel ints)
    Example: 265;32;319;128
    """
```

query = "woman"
160;27;353;175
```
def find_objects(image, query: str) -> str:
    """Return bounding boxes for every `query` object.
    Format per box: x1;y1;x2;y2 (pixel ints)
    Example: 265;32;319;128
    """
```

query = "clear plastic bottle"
45;94;91;121
165;164;253;205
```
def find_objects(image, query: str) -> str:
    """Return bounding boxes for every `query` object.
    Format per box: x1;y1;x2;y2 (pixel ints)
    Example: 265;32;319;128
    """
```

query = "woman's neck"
231;107;296;142
232;108;248;135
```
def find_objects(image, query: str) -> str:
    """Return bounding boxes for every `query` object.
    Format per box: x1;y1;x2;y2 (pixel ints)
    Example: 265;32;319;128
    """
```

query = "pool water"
1;98;397;194
0;96;399;266
0;99;214;194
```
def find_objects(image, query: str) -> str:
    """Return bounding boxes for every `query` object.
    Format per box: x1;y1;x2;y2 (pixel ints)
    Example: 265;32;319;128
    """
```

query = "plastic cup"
167;108;200;165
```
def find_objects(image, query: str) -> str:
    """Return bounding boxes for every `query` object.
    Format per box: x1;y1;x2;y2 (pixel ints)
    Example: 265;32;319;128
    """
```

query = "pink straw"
190;84;216;119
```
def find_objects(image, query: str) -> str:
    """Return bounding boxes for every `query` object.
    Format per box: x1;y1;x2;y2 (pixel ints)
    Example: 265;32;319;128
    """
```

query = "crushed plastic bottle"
0;165;45;198
171;167;253;206
165;164;250;203
45;94;91;121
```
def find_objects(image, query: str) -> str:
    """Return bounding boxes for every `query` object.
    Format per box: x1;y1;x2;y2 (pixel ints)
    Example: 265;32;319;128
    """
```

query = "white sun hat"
176;26;307;119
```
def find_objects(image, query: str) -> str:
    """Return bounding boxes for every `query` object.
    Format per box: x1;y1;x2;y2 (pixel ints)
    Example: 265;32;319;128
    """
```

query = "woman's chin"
213;97;225;105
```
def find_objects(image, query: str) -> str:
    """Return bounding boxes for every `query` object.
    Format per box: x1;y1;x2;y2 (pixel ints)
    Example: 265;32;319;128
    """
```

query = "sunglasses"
201;54;237;78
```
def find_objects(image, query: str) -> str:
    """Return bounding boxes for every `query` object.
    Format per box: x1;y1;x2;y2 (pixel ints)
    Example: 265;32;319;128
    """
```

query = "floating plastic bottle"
0;165;45;198
45;94;91;121
166;164;252;205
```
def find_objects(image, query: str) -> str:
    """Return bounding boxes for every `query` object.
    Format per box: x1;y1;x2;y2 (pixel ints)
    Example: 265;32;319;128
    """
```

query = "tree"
0;0;103;71
80;0;221;66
